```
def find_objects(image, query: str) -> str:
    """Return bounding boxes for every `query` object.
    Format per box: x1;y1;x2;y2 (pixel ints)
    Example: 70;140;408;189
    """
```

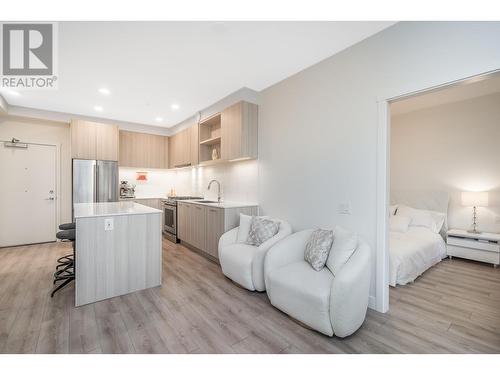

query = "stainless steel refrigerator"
72;159;119;205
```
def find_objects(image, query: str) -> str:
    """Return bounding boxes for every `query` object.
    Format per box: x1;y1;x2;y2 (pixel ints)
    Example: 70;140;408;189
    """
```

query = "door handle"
45;197;55;200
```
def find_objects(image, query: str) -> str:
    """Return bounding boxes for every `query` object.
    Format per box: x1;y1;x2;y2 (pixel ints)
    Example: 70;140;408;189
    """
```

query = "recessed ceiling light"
98;88;110;95
94;105;103;112
155;117;163;122
171;104;180;110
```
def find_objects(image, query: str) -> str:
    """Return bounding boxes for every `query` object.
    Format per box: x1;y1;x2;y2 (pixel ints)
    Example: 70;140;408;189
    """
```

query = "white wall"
257;22;500;304
391;92;500;233
119;159;258;203
0;116;72;224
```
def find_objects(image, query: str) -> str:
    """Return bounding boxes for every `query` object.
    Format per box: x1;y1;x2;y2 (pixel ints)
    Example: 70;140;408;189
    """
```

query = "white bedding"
389;226;447;287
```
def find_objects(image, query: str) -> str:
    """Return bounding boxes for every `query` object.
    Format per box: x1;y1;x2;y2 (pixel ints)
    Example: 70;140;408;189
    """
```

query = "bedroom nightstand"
446;229;500;268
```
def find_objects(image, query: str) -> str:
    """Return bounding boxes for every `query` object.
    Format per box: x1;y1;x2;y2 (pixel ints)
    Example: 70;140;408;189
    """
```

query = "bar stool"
51;223;76;297
56;222;75;270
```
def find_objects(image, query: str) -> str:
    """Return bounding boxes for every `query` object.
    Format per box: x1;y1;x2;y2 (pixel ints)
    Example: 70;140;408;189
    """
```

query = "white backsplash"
119;159;258;203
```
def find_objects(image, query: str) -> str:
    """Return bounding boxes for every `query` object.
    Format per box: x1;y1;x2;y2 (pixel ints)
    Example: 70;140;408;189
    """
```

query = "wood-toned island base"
0;239;499;353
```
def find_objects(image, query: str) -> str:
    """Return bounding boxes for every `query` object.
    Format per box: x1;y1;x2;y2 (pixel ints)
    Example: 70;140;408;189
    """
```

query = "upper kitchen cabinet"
199;113;222;164
71;120;119;161
168;124;198;168
221;101;258;161
96;122;119;161
119;130;168;169
189;123;199;166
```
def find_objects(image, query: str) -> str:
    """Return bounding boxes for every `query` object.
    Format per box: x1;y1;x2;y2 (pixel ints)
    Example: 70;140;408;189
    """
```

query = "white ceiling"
1;21;394;127
391;72;500;116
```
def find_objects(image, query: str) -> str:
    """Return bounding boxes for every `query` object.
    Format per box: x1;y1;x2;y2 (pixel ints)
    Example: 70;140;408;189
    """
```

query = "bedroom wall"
391;92;500;233
258;21;500;308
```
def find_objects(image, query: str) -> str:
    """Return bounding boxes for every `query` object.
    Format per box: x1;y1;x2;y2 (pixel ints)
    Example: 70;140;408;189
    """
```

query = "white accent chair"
264;229;371;337
218;219;292;291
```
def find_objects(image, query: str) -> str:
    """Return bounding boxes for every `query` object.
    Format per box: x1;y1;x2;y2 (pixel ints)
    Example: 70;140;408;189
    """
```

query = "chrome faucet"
207;179;222;203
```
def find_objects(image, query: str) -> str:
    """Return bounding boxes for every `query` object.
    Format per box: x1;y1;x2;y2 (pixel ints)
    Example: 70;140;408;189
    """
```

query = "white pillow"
396;205;446;234
236;214;269;243
326;226;358;276
390;215;411;233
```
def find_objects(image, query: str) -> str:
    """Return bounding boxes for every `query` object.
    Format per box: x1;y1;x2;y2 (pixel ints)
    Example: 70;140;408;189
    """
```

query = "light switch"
495;216;500;223
104;218;114;231
338;202;351;215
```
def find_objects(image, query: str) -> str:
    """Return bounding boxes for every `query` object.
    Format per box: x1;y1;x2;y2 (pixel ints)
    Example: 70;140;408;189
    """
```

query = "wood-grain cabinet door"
221;102;241;161
205;207;224;259
179;128;190;166
147;134;166;169
221;101;258;161
168;133;177;168
177;202;189;242
96;123;119;161
120;131;166;168
119;130;134;166
191;204;206;250
163;136;169;169
189;124;199;166
71;120;97;159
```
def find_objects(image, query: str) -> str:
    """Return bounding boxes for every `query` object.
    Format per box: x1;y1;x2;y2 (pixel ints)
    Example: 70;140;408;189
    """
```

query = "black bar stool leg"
50;277;73;297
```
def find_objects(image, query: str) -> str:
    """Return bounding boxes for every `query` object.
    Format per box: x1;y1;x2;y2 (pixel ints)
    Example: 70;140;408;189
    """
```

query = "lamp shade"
461;191;489;207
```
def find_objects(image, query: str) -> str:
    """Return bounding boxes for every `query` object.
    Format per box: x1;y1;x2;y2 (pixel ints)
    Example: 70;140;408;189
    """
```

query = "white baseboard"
368;295;377;310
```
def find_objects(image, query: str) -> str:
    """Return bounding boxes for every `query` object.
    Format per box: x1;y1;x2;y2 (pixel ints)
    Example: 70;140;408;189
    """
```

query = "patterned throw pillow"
304;229;334;271
246;217;280;246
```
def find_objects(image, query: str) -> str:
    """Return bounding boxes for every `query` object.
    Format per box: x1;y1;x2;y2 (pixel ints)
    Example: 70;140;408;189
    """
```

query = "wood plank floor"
0;239;499;353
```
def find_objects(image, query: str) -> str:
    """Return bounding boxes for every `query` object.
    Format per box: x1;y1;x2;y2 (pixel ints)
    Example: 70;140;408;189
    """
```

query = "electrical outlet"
104;218;114;231
338;202;351;215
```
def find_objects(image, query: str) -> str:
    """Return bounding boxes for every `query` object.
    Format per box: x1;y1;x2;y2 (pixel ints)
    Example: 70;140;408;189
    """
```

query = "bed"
389;190;450;287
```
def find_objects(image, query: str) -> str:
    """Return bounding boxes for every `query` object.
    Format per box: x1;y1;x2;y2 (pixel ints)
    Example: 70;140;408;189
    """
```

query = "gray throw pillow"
246;217;280;246
304;229;334;271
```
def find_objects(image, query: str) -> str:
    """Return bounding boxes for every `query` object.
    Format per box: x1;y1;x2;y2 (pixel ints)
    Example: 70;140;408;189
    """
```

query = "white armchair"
264;229;371;337
218;219;292;291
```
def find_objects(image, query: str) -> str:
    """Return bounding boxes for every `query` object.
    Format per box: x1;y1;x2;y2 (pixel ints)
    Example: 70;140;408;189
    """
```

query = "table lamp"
461;191;489;234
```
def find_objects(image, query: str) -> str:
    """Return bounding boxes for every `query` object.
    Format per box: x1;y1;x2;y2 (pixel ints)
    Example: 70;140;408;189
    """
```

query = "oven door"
163;203;177;235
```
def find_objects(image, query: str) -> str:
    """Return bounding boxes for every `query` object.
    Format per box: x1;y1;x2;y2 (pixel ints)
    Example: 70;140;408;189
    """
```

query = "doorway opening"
376;70;500;313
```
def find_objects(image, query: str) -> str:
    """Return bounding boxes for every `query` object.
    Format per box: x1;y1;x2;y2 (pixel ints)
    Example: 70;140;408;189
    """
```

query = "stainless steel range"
161;196;202;243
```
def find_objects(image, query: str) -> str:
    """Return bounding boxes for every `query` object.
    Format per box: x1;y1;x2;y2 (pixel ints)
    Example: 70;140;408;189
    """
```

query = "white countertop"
181;200;258;209
119;197;166;201
74;201;162;218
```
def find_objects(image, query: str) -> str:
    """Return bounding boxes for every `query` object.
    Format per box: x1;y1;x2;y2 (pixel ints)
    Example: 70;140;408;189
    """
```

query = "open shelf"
199;136;221;146
198;158;226;167
199;113;222;163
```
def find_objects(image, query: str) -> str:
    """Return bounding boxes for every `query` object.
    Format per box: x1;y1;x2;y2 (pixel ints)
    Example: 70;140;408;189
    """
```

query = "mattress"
389;226;447;287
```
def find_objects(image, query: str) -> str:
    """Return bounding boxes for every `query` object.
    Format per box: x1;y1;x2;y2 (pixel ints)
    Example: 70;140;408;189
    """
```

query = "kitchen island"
73;201;162;306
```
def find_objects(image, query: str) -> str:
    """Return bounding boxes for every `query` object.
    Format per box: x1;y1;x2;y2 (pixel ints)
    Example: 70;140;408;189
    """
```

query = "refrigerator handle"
94;162;98;202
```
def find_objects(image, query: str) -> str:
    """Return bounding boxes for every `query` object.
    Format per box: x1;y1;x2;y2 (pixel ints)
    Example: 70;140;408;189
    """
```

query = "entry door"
0;142;57;247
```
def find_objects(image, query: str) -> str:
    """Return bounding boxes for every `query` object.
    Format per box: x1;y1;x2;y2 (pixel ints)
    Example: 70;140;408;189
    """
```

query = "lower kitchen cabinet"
177;202;258;260
132;198;164;230
132;198;162;210
177;201;189;241
205;207;225;258
191;204;206;250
